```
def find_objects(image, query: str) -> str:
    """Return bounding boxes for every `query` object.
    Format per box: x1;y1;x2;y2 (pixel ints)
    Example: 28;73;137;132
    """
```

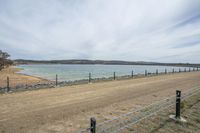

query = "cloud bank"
0;0;200;63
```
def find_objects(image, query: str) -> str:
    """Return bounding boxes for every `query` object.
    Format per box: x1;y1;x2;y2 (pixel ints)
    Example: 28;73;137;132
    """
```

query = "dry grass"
122;92;200;133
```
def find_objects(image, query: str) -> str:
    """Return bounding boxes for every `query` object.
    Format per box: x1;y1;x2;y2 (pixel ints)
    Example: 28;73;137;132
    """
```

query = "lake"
16;64;190;81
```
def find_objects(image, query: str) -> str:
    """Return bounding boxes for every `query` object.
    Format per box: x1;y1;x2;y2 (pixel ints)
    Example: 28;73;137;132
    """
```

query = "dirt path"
0;72;200;133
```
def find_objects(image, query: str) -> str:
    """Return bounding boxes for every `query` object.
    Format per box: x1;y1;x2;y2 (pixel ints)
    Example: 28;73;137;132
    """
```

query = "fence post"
131;70;133;78
145;70;147;76
156;69;158;75
179;68;181;73
193;67;195;71
184;68;186;72
176;90;181;119
165;69;167;74
56;74;58;86
7;76;10;92
172;68;174;73
90;117;96;133
197;67;199;71
113;72;116;80
89;73;91;83
189;68;190;72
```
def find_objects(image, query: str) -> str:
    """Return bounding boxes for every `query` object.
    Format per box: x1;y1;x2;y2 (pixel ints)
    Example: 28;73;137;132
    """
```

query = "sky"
0;0;200;63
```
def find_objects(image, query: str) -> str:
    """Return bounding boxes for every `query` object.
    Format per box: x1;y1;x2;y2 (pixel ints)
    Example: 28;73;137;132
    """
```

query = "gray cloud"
0;0;200;63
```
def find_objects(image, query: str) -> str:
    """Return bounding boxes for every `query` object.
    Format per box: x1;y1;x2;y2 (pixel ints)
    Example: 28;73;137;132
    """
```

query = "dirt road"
0;72;200;133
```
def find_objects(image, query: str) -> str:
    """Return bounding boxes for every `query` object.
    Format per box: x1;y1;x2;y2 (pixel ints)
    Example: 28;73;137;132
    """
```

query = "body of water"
16;64;189;81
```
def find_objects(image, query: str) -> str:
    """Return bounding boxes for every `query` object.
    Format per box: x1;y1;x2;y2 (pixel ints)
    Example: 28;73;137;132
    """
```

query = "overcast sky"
0;0;200;63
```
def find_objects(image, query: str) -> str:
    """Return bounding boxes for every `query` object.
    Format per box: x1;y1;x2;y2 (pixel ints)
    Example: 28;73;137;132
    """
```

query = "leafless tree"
0;50;13;70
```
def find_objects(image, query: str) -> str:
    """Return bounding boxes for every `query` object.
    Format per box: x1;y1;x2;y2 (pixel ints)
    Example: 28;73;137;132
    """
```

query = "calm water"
16;64;189;81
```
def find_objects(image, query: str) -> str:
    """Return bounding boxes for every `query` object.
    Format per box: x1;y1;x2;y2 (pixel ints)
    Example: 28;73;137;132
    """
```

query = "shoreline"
12;66;49;81
0;67;49;91
13;64;196;80
14;67;50;81
0;66;199;93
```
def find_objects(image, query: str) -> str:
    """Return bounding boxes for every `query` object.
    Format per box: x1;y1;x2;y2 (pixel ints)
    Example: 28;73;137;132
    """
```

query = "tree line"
0;50;13;71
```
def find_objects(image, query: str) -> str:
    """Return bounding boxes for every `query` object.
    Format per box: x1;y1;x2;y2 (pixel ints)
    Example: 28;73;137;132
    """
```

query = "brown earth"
0;71;200;133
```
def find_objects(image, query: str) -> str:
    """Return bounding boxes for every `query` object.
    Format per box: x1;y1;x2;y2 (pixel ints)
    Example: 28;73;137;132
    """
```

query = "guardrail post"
156;69;158;75
89;73;91;83
145;70;147;76
165;69;167;74
131;70;133;78
176;90;181;119
56;74;58;86
113;72;116;80
90;117;96;133
7;76;10;92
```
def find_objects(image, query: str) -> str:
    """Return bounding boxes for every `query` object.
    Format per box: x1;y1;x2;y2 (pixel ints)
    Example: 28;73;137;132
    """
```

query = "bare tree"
0;50;13;70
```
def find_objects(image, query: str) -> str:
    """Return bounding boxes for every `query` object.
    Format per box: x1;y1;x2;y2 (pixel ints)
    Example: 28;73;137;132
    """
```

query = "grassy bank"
125;91;200;133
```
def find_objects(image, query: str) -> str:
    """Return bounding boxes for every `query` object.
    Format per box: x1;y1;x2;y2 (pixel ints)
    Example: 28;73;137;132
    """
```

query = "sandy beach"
0;70;200;133
0;67;47;88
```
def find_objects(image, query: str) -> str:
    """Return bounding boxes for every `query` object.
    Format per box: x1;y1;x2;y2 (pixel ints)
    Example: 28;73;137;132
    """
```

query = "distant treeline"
0;50;13;70
14;59;200;67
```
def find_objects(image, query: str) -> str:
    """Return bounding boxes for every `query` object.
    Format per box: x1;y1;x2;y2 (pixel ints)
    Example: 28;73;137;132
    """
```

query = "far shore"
14;59;200;67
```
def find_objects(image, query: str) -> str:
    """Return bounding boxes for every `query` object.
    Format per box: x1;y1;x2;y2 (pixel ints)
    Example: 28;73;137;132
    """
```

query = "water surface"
16;64;189;81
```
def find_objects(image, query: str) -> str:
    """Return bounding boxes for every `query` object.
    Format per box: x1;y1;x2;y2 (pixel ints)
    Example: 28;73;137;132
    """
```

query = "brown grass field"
0;69;200;133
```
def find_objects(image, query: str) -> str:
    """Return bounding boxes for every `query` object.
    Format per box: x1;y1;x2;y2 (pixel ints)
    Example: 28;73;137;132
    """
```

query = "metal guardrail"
77;86;200;133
